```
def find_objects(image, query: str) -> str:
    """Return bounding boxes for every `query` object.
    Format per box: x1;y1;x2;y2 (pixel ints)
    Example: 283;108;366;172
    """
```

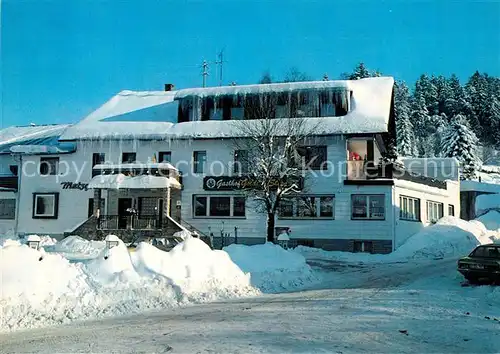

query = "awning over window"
88;174;181;189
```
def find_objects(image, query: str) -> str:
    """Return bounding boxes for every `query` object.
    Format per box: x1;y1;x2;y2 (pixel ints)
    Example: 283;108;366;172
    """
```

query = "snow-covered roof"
88;174;181;189
60;77;394;141
175;80;356;98
60;91;177;141
0;124;75;155
400;157;460;182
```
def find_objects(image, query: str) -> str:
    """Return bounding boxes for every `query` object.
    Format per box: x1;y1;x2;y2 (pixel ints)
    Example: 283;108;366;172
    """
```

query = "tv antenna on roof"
200;60;209;88
215;48;226;86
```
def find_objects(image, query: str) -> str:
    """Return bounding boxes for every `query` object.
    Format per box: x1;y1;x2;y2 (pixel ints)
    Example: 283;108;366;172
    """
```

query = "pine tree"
259;72;272;84
465;71;490;141
394;81;417;156
446;74;467;117
441;114;482;180
347;62;371;80
431;75;452;115
410;92;431;156
415;74;439;116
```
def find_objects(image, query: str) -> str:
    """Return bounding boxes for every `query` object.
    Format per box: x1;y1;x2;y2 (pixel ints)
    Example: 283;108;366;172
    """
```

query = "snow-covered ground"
0;235;316;332
2;256;499;353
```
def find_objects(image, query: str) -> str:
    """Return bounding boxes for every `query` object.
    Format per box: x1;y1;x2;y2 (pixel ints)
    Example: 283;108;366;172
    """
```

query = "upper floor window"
193;151;206;174
122;152;136;163
233;150;248;175
9;165;18;176
293;146;328;170
177;89;350;122
159;151;172;163
40;157;59;176
351;194;385;220
320;90;350;117
92;153;105;167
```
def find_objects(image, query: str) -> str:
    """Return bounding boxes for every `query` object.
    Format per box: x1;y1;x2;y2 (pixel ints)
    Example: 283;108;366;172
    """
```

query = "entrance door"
118;198;132;229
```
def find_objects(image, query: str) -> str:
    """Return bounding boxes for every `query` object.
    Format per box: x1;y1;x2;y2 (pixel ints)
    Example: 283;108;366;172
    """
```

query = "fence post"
234;226;238;244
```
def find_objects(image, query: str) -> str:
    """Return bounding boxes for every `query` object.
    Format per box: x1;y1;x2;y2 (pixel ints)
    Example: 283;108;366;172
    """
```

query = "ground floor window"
278;195;335;219
399;196;420;221
448;204;455;217
351;194;385;220
0;199;15;219
193;195;246;218
33;193;59;219
427;200;444;223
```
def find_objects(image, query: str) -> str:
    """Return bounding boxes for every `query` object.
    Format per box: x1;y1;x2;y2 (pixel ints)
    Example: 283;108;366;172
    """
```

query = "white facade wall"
12;135;461;252
393;179;460;248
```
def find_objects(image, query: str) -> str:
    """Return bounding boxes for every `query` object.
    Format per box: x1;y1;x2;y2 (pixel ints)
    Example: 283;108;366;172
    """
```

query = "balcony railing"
97;215;168;230
346;161;394;180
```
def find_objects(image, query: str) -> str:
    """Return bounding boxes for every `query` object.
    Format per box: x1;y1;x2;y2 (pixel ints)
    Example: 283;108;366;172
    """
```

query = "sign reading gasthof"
203;176;303;191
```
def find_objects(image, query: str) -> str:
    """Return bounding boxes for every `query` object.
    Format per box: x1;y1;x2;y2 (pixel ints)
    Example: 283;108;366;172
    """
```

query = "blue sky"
2;0;499;127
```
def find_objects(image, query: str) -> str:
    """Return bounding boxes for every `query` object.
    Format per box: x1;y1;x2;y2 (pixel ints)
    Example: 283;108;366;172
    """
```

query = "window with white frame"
278;195;335;219
0;199;15;219
351;194;385;220
33;193;59;219
193;151;206;174
399;196;421;221
448;204;455;217
427;200;444;223
39;157;59;175
193;195;246;218
233;150;249;175
121;152;136;163
292;146;328;170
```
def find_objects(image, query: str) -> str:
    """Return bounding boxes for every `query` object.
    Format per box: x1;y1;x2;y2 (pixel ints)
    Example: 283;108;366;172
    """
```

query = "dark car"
458;244;500;284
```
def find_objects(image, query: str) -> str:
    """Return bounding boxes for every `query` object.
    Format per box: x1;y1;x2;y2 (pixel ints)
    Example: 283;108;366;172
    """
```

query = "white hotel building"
0;77;460;253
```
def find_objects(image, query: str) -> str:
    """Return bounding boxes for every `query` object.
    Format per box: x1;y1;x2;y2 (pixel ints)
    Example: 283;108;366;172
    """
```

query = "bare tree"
283;67;312;83
231;113;320;242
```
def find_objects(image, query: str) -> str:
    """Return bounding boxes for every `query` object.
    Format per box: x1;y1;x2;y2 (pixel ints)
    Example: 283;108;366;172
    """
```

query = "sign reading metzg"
60;182;89;191
203;176;303;191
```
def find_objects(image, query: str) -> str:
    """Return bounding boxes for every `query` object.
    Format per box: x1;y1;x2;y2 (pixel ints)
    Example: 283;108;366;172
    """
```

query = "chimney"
164;83;175;91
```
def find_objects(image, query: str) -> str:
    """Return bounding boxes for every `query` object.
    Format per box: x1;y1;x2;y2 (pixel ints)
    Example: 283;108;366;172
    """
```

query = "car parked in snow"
458;244;500;284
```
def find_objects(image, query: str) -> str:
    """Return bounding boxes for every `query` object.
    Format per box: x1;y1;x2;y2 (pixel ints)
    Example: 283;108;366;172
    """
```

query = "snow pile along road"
0;237;257;332
51;235;106;260
393;216;498;260
296;216;500;263
224;242;320;292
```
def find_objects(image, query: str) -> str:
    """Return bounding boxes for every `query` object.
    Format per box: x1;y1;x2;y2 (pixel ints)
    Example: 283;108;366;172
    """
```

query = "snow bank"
391;217;492;260
52;235;106;260
476;210;500;233
224;242;320;292
296;216;500;263
0;237;257;332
